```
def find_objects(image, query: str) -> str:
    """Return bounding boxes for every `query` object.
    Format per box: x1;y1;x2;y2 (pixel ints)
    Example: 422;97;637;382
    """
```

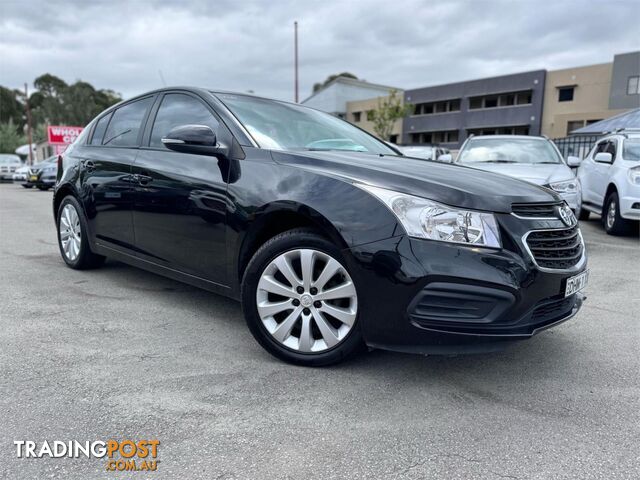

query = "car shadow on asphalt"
94;258;585;387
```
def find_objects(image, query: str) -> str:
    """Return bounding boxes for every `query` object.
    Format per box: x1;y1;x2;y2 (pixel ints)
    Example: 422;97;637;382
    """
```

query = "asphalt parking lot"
1;183;638;479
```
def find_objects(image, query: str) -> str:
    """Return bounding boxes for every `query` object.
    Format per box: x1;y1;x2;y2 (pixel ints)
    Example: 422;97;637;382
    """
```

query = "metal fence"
552;135;601;159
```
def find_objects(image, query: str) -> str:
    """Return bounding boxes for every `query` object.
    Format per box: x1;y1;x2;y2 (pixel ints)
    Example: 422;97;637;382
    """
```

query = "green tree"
0;87;25;131
367;90;413;141
313;72;358;93
0;121;26;154
28;73;121;126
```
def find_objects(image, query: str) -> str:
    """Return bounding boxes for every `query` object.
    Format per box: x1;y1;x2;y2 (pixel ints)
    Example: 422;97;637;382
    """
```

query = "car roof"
467;135;547;141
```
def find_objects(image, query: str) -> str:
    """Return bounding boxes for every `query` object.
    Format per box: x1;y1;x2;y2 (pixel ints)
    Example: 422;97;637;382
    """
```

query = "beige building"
345;96;403;144
542;62;628;138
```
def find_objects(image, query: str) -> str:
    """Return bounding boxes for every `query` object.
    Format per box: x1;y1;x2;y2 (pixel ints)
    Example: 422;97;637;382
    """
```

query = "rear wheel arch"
53;185;77;219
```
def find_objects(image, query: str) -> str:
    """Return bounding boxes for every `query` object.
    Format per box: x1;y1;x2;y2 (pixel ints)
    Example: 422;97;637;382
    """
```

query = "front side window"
623;138;640;160
605;139;617;160
103;97;153;147
216;93;396;155
458;138;563;165
150;93;220;148
627;76;640;95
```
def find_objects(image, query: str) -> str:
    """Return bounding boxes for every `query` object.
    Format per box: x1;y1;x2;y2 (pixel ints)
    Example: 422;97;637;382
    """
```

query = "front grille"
511;202;561;218
526;225;583;269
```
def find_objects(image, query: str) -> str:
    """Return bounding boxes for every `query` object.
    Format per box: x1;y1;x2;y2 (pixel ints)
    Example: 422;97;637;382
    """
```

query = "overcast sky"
1;0;638;101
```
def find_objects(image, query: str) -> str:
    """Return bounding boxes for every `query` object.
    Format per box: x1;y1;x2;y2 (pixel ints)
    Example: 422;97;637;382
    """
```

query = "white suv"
577;129;640;235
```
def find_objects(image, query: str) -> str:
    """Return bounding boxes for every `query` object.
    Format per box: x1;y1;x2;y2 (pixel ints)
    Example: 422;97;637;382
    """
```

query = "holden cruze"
53;88;588;366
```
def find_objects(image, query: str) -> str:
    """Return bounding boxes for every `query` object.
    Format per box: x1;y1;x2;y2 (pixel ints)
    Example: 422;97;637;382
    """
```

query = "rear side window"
90;113;112;145
150;93;219;148
103;97;153;147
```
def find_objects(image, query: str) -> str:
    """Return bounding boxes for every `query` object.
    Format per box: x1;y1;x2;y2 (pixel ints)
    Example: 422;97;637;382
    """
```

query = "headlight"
548;179;578;193
629;167;640;185
356;184;501;248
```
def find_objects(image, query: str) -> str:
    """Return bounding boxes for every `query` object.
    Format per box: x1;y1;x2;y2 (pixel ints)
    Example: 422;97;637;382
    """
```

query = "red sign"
47;125;84;145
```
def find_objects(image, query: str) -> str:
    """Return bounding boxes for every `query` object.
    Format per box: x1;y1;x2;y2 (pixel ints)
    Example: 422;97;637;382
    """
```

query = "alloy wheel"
256;248;358;353
59;204;82;261
606;199;616;229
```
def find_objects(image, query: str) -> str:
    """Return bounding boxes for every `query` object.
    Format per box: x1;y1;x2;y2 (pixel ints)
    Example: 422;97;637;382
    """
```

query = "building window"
467;125;530;136
628;76;640;95
413;98;461;116
558;86;574;102
409;130;458;144
352;112;361;122
567;120;585;134
389;134;398;144
468;90;533;110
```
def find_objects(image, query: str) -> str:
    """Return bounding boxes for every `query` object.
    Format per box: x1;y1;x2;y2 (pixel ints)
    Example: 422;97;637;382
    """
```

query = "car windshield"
458;138;563;164
0;155;21;164
623;138;640;161
215;93;396;155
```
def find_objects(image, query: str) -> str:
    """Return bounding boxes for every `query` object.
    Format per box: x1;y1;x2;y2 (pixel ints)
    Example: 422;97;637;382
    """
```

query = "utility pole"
294;21;299;103
24;83;34;165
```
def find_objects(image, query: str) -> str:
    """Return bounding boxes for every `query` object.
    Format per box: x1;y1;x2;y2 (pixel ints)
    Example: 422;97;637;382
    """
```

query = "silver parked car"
450;135;582;214
400;145;450;162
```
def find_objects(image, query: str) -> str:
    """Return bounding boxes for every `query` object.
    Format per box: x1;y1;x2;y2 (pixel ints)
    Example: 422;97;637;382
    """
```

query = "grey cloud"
0;0;638;102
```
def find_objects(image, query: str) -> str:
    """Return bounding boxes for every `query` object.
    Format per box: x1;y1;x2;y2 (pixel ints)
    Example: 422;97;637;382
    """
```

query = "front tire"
241;228;364;366
56;196;106;269
578;208;590;221
603;191;633;235
22;184;33;189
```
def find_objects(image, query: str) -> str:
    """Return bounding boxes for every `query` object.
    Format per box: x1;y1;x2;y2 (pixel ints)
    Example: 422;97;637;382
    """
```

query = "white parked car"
0;154;23;181
12;164;30;182
449;135;581;213
576;129;640;235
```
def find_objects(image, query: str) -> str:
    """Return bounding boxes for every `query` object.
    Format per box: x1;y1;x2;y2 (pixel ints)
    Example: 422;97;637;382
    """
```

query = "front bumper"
620;193;640;220
344;214;587;354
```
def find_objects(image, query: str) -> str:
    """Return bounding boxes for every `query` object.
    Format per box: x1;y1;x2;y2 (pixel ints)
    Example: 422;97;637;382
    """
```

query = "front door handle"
83;160;95;172
137;174;153;185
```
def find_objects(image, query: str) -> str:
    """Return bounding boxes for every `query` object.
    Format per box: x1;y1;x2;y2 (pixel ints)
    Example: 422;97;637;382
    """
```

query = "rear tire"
241;228;364;366
56;195;106;269
22;184;33;189
603;191;633;235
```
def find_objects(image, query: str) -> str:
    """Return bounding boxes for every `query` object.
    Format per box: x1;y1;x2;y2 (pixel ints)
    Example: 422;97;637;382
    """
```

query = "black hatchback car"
54;87;588;365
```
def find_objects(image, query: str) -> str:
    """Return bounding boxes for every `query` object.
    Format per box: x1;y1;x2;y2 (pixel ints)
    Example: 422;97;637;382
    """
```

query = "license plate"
565;270;588;297
29;175;38;181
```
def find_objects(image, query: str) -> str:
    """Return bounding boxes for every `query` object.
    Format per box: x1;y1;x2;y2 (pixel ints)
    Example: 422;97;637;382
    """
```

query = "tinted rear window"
90;113;112;145
103;97;153;147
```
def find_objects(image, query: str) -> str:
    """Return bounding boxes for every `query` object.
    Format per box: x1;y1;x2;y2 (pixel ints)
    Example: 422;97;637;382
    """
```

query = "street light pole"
294;21;299;103
24;83;34;165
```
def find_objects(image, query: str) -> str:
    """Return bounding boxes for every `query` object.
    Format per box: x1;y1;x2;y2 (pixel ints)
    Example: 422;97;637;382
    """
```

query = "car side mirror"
161;124;228;157
594;152;613;164
566;155;581;167
437;153;453;163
